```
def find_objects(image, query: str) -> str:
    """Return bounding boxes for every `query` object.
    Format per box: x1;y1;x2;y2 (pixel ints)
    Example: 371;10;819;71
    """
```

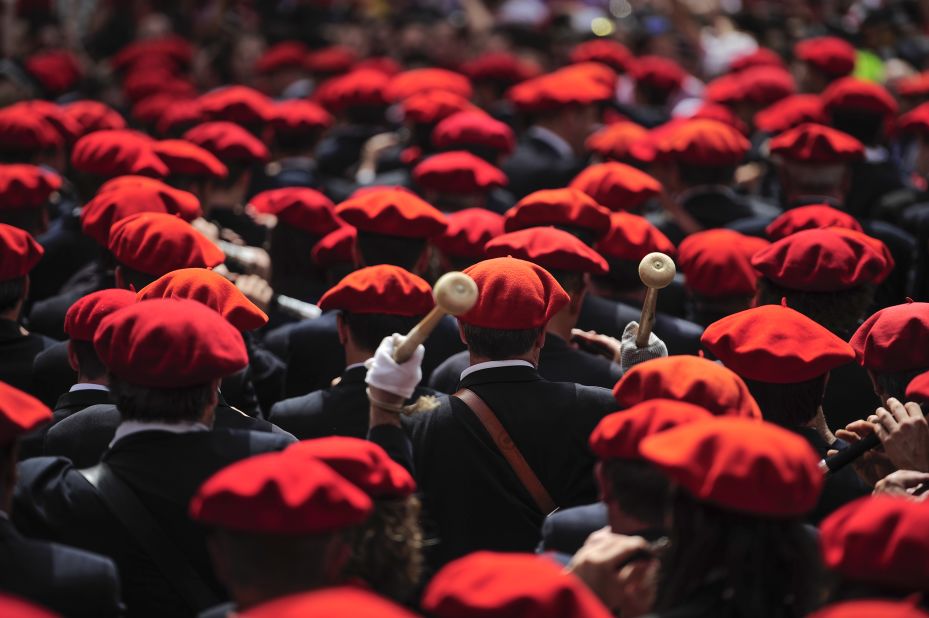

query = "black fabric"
537;502;608;557
845;159;907;220
0;319;57;398
18;388;113;460
793;427;870;525
657;187;779;245
31;204;99;302
577;294;704;356
30;340;76;407
501;133;586;200
27;262;112;341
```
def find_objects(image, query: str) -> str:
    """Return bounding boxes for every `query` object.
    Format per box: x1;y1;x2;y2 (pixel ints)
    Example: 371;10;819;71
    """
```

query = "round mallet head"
433;271;479;316
638;252;676;289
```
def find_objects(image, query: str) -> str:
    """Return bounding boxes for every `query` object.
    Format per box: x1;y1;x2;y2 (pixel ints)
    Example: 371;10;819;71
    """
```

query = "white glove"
365;334;425;400
620;321;668;372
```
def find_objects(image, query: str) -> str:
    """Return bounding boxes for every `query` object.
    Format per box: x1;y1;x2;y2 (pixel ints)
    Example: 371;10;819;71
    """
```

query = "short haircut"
356;231;427;271
109;375;215;423
780;161;846;195
602;459;670;528
0;277;25;313
756;278;875;337
71;339;107;381
676;163;736;188
594;258;640;294
687;293;755;328
341;311;421;353
461;323;542;359
874;368;927;401
269;225;322;297
829;110;884;147
548;269;585;296
743;375;828;427
116;264;158;293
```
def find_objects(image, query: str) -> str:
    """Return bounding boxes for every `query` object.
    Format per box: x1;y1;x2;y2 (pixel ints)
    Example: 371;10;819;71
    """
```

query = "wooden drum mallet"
635;252;676;348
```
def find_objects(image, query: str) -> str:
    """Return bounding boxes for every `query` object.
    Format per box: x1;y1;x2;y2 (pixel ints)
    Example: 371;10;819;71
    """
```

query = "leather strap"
78;463;220;611
454;388;557;515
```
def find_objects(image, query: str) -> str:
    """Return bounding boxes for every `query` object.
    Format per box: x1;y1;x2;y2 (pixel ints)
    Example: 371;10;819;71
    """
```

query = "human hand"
834;420;896;486
870;399;929;473
873;470;929;500
571;328;623;363
365;334;424;400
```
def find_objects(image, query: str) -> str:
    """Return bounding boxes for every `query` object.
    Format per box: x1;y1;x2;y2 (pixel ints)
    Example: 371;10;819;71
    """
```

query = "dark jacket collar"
0;319;24;342
339;365;368;386
458;364;542;391
53;388;112;414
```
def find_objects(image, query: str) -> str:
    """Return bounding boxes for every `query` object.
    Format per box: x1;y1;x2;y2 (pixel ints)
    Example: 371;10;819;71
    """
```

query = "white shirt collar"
345;362;367;372
528;125;575;160
69;383;109;393
460;359;534;381
110;420;208;447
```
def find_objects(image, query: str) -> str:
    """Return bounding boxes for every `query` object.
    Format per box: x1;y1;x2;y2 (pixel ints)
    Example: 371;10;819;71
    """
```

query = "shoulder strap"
78;464;219;611
454;388;558;516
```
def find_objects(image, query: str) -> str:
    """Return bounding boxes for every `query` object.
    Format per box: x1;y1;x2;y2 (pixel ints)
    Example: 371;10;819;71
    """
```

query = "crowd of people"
1;0;929;616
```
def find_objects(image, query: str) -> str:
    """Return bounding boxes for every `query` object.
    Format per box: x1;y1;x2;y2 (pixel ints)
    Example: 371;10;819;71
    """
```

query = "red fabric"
318;265;433;316
63;101;126;136
137;268;268;332
769;122;864;164
0;592;62;617
707;66;795;107
460;257;569;329
569;162;662;212
595;211;676;263
190;451;372;534
97;176;202;222
820;496;929;592
12;100;81;144
287;437;416;498
899;101;929;135
850;301;929;373
152;140;228;179
654;119;750;167
107;212;224;276
335;188;448;238
508;70;612;113
585;122;652;163
569;40;631;73
678;229;770;297
305;46;357;75
249;188;339;236
111;36;192;73
630;56;686;93
198;85;273;125
269;100;333;137
590;400;712;461
461;52;539;85
810;600;929;618
754;95;826;134
896;72;929;98
822;77;898;117
0;106;63;153
122;71;197;104
485;227;608;275
95;298;247;388
555;62;617;89
385;69;472;102
613;355;762;419
355;57;402;76
433;111;515;155
155;100;205;136
422;552;613;618
413;151;507;194
504;188;612;239
312;226;356;268
0;224;43;281
255;41;309;74
132;93;184;125
64;289;137;342
314;69;390;111
402;90;475;126
0;164;61;209
26;50;82;95
692;102;749;136
765;204;862;240
183;122;270;165
795;37;857;78
0;381;51;446
729;48;785;72
71;130;167;178
906;370;929;401
433;208;505;260
751;228;890;292
241;587;416;618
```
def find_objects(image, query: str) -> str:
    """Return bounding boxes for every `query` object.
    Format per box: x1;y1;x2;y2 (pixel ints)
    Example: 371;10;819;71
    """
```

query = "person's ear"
67;340;80;373
458;320;468;346
571;280;589;315
336;313;349;346
535;329;546;350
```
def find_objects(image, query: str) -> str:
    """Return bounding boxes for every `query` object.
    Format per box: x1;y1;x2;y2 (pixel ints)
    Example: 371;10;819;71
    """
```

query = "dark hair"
116;264;159;293
874;368;927;401
109;376;216;423
549;269;585;296
269;225;324;299
756;278;875;338
593;258;641;295
71;339;107;381
272;129;325;157
637;83;675;107
828;110;884;147
0;277;25;314
356;231;427;271
0;208;45;236
461;323;542;359
342;311;421;353
602;459;670;528
549;224;600;248
742;375;828;427
687;293;755;327
676;163;737;187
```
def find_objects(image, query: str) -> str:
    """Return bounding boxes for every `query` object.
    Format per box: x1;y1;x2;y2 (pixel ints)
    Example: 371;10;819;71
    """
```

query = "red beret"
63;101;126;136
304;46;357;75
0;107;61;154
155;100;206;136
461;52;539;85
590;399;712;461
508;70;612;113
702;305;856;383
190;451;372;534
769;122;864;164
0;164;61;210
569;40;631;73
708;66;795;107
795;37;857;78
318;265;433;316
691;102;749;136
433;208;505;260
432;111;515;155
585;122;652;163
896;72;929;99
729;48;786;72
460;257;569;329
108;212;225;277
754;95;826;134
630;56;686;93
12;100;81;144
314;69;390;112
286;437;416;498
820;496;929;592
568;162;662;213
751;228;890;292
821;77;898;117
182;122;270;166
111;36;193;73
0;381;51;446
809;600;929;618
95;298;248;387
899;101;929;136
335;188;447;239
255;41;308;74
402;90;474;126
199;85;273;125
485;227;608;275
595;211;676;263
413;151;507;194
613;355;762;419
240;587;417;618
504;188;612;239
0;224;43;281
133;93;185;125
678;229;770;297
152;139;228;179
641;418;822;516
122;71;197;104
656;119;750;167
422;552;612;618
249;188;339;236
850;301;929;373
71;130;168;178
137;268;268;331
386;68;472;102
64;289;137;342
0;592;61;618
765;204;862;240
268;100;332;138
312;226;356;268
906;370;929;401
26;50;82;95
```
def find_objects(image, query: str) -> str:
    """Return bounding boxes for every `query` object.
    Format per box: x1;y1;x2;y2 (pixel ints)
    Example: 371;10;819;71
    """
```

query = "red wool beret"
432;111;515;155
71;130;168;178
335;188;447;239
821;77;898;117
820;496;929;592
613;355;762;419
155;100;206;136
26;50;82;95
183;122;270;166
656;119;750;167
12;100;82;144
691;103;749;136
768;122;864;164
906;371;929;401
754;95;826;134
561;61;619;88
630;56;686;93
190;451;372;534
95;298;248;387
133;93;186;126
304;46;357;75
0;381;51;446
461;52;539;85
701;305;856;383
312;226;356;268
402;90;474;126
249;188;339;236
729;48;785;72
318;265;433;316
752;228;890;292
0;592;61;618
152;139;228;179
137;268;268;332
0;164;61;210
504;188;612;239
0;224;43;281
508;70;612;113
708;66;795;107
64;289;137;342
850;301;929;373
899;101;929;136
111;36;193;73
268;100;333;138
108;212;225;277
0;107;62;154
590;399;713;461
314;69;390;112
809;600;929;618
896;72;929;98
287;437;416;498
255;41;309;74
422;552;612;618
63;101;126;136
413;151;507;194
122;71;197;104
678;229;770;297
568;162;662;213
485;227;608;275
460;257;569;329
795;37;857;78
595;212;675;263
199;85;273;125
569;40;631;73
585;122;652;163
640;418;822;516
385;68;472;102
433;208;505;260
765;204;862;240
240;587;417;618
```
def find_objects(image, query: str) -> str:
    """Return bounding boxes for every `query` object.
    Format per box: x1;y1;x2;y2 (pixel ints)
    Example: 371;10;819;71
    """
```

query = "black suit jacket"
658;187;779;245
577;295;704;356
26;265;111;341
0;320;57;398
31;206;99;302
538;502;608;557
18;388;113;461
30;340;76;407
14;429;293;618
501;133;586;200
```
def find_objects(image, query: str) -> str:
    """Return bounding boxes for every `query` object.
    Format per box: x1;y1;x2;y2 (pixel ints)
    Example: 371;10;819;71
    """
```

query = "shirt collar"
69;383;110;393
460;359;534;381
528;125;575;160
110;420;208;447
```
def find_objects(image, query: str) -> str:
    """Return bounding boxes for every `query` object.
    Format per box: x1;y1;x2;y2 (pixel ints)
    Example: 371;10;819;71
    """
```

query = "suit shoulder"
209;428;294;453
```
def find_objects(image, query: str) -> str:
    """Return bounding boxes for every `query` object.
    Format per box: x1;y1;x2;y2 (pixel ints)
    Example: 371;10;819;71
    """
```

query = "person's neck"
468;352;538;367
545;306;578;342
77;375;109;387
0;304;22;323
805;407;836;444
344;345;373;368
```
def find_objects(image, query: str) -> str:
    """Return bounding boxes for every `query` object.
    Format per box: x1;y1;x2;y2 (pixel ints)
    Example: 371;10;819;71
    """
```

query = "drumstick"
635;252;676;348
393;271;479;363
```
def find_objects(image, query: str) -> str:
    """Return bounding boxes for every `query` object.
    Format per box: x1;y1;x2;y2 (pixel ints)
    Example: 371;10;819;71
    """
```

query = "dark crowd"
2;0;929;616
